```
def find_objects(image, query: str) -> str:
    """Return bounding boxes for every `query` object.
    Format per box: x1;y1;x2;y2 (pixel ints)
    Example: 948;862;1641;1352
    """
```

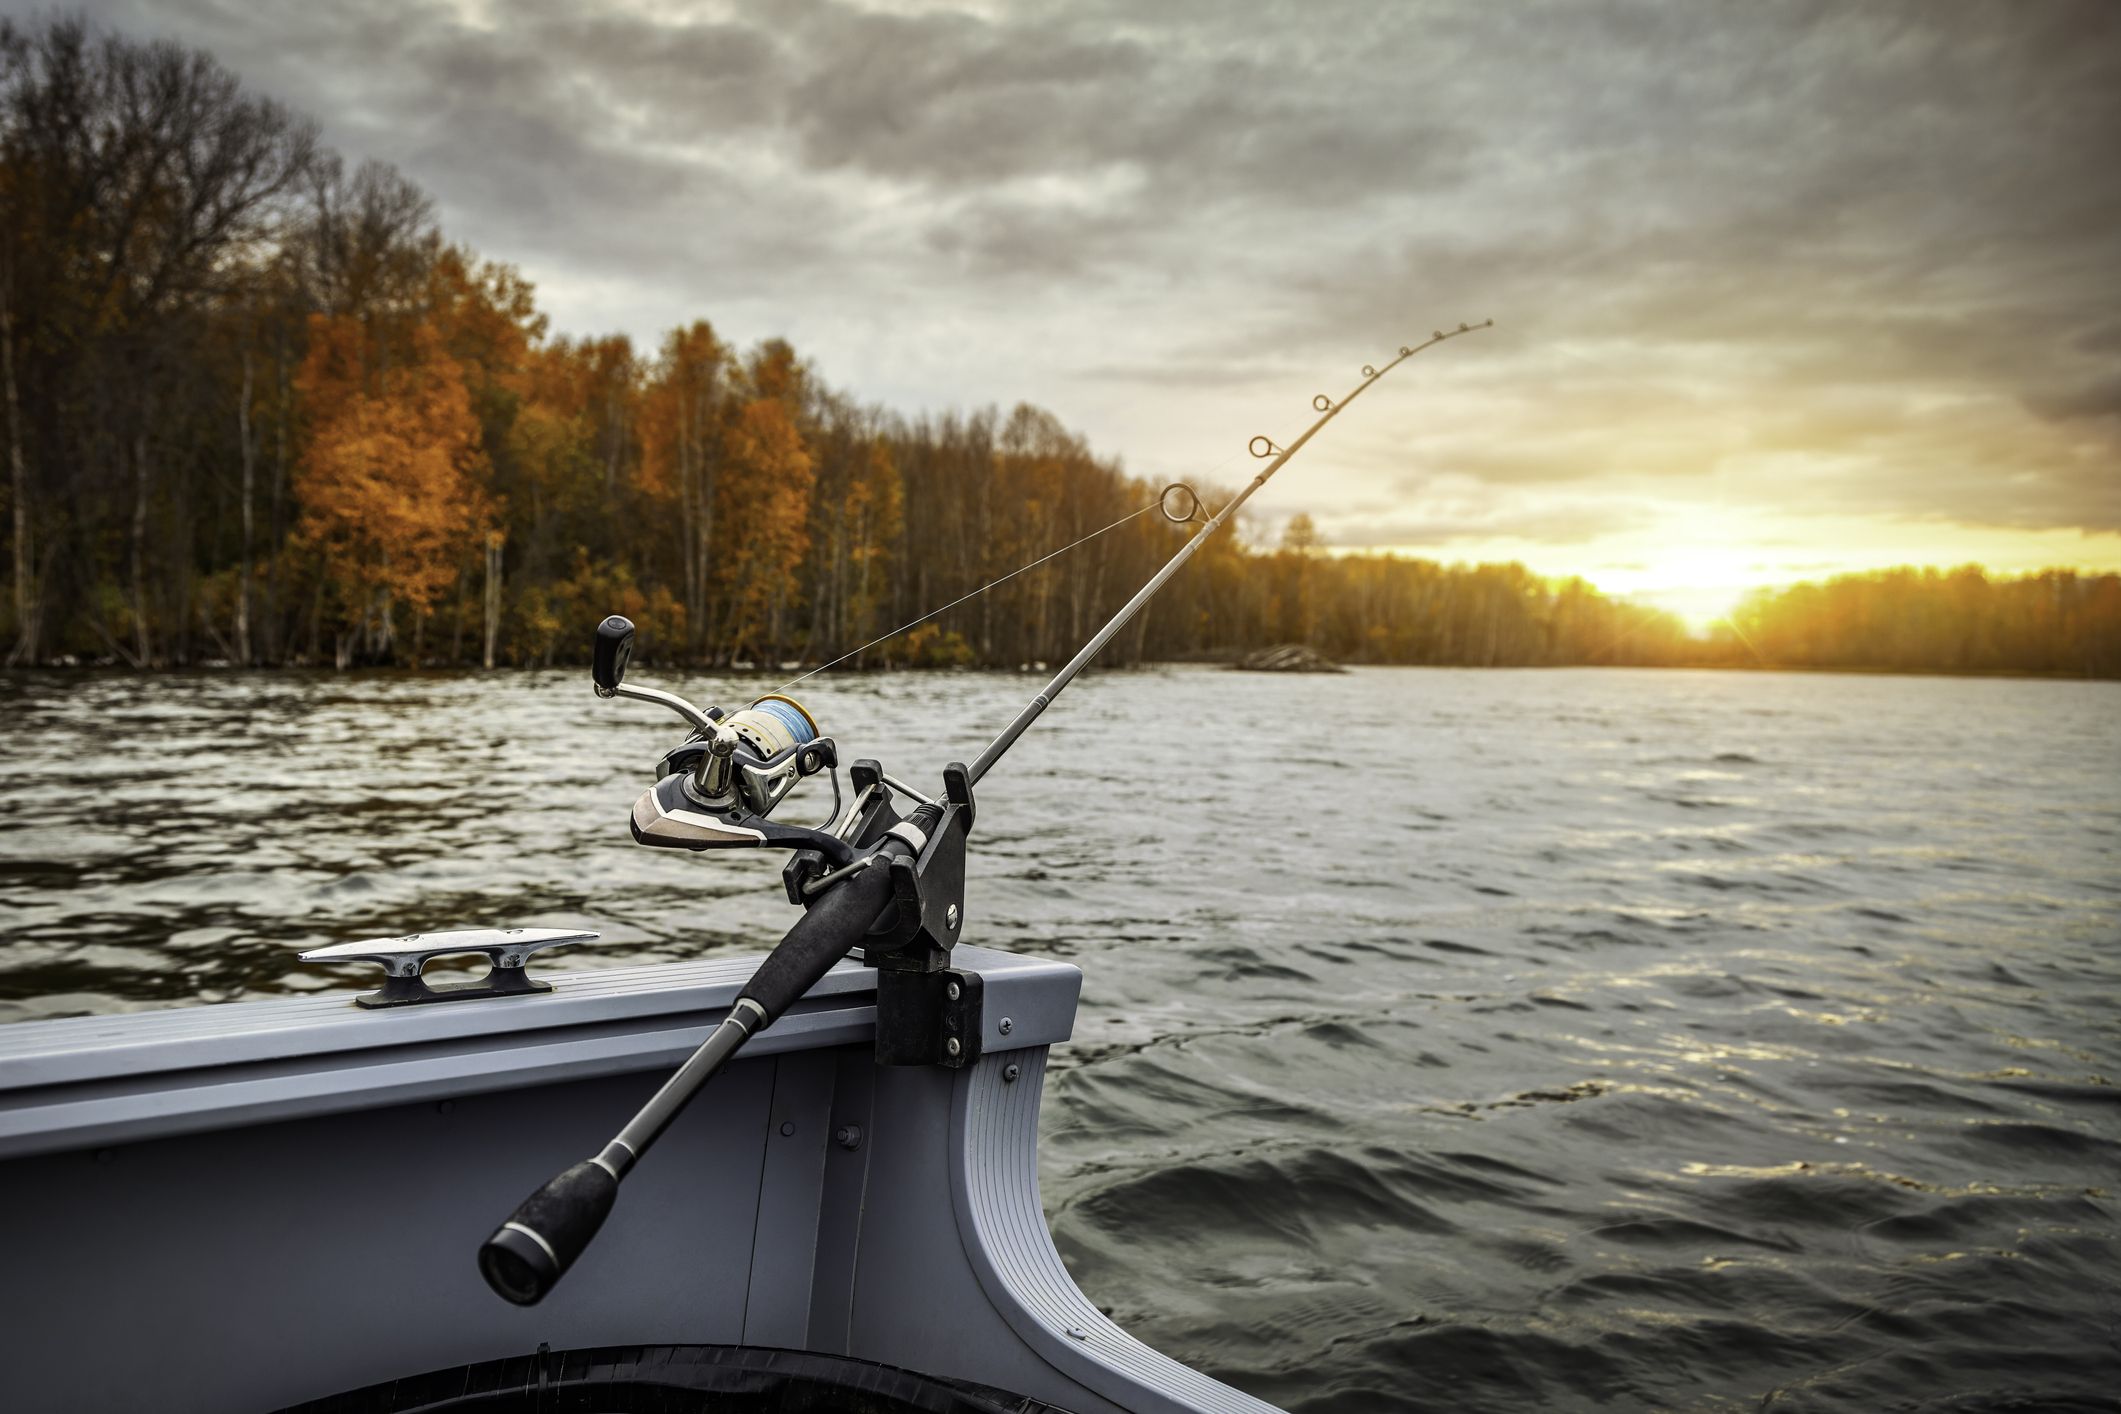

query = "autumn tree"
714;395;814;662
803;402;902;667
0;17;314;664
293;316;491;666
638;322;725;652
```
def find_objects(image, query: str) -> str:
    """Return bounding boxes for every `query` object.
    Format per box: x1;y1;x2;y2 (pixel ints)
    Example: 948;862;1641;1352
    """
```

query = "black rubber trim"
277;1342;1079;1412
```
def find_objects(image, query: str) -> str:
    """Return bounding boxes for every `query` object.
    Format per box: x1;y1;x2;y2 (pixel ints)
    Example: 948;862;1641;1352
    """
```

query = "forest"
4;19;2117;680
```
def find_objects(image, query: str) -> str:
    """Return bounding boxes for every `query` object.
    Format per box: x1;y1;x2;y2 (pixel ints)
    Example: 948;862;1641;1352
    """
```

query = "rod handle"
477;1159;618;1306
736;804;939;1025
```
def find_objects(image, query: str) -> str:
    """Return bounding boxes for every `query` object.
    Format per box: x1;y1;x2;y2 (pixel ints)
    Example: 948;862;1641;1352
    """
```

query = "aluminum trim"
0;948;1081;1162
500;1221;559;1267
948;1050;1284;1413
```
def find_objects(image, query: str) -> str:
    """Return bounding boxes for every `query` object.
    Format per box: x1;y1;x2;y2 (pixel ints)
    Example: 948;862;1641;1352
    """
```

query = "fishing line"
786;322;1494;696
774;489;1199;693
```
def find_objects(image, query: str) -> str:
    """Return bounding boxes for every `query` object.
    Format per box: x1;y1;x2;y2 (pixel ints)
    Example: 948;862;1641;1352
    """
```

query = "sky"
42;0;2121;625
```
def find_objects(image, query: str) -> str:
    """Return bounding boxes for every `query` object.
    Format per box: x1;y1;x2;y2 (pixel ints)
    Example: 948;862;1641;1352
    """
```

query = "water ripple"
3;665;2119;1408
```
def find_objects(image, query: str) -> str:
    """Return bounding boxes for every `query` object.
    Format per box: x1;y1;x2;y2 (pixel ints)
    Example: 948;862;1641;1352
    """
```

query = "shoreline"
3;659;2114;685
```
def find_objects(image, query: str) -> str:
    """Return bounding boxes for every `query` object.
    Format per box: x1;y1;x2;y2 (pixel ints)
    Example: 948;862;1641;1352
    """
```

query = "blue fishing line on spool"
749;697;817;746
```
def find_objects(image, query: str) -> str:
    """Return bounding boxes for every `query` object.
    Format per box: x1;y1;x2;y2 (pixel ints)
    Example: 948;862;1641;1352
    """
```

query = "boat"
0;931;1275;1411
0;329;1486;1411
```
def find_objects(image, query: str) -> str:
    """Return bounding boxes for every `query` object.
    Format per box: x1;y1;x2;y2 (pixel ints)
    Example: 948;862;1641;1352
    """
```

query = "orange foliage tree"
637;322;725;652
714;395;814;662
835;435;902;659
293;315;493;663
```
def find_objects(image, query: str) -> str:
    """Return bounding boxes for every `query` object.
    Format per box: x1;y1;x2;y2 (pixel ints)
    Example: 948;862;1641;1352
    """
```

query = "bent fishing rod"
476;319;1492;1306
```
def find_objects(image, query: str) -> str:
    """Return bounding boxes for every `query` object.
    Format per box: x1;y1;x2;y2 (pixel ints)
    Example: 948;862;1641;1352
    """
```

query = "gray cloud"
1321;502;1648;551
2028;374;2121;423
45;0;2121;543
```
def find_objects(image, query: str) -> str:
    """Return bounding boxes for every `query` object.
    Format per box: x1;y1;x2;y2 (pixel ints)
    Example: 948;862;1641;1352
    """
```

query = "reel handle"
592;615;634;695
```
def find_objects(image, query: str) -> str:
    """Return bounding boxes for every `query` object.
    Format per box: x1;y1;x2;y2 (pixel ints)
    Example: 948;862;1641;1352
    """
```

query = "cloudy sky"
54;0;2121;621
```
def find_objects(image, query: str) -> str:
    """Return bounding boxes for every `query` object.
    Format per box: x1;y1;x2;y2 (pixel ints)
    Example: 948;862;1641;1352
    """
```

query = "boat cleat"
297;927;597;1009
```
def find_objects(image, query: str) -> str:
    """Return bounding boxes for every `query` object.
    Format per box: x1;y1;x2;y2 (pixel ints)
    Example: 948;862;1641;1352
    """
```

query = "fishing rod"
476;319;1492;1306
970;321;1492;782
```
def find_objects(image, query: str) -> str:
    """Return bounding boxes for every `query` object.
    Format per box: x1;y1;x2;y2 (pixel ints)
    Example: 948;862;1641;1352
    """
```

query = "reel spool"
723;695;820;761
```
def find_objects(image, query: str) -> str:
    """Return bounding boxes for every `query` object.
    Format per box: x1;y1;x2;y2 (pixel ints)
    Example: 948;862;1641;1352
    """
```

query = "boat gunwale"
0;945;1082;1161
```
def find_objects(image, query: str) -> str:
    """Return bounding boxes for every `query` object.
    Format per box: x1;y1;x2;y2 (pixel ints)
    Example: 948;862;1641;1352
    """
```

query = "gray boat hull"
0;946;1283;1413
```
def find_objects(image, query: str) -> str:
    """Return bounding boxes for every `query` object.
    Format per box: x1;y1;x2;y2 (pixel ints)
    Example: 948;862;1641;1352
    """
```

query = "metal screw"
436;1100;455;1115
998;1017;1014;1035
1003;1064;1021;1083
946;904;959;930
946;1037;961;1057
947;981;961;1001
834;1124;863;1150
779;1121;796;1137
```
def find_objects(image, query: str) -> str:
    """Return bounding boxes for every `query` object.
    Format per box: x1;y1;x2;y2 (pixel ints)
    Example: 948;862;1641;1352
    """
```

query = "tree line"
4;19;2116;680
1712;567;2121;678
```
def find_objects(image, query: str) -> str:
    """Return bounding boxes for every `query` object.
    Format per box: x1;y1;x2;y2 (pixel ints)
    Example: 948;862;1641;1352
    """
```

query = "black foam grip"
477;1159;618;1306
738;838;917;1026
592;615;634;692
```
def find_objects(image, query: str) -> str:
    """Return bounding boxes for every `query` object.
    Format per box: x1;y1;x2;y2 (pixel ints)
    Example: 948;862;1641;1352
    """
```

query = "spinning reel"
594;615;857;863
588;613;971;954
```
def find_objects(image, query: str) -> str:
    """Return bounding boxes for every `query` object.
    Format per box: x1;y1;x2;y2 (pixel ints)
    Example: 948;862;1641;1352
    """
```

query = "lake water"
2;665;2117;1410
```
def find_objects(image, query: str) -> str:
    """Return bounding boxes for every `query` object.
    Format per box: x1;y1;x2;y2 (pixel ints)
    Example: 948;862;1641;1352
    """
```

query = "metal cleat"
298;928;597;1009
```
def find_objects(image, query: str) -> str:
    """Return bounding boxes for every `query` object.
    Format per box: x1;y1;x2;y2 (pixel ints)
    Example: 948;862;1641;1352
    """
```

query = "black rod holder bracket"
861;761;978;1064
874;967;983;1068
863;762;973;973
